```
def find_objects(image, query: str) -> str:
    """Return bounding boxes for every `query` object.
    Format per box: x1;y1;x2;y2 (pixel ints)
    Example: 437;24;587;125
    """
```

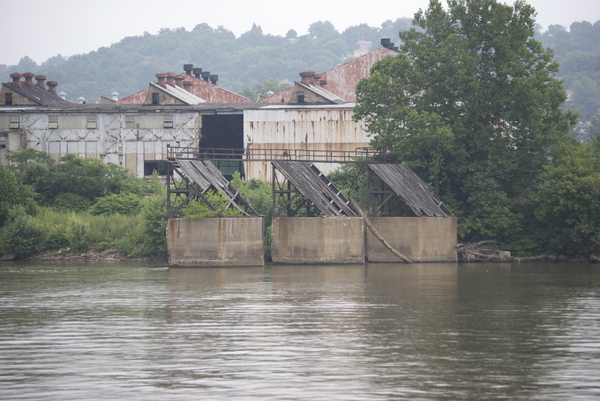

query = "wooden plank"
273;161;358;217
368;164;452;217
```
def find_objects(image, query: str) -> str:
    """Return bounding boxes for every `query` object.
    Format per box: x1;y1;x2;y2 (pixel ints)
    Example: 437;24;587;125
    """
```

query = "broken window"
125;114;136;129
87;114;97;129
9;115;19;129
163;114;173;128
48;115;58;129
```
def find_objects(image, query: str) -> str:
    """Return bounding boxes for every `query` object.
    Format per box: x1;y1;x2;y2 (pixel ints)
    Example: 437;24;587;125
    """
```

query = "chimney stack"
35;75;47;89
299;71;316;85
47;81;58;95
209;75;218;85
174;74;184;87
319;79;327;87
183;80;193;92
22;72;35;87
166;72;176;86
193;67;202;78
201;71;211;82
155;73;167;87
183;64;193;75
10;72;22;88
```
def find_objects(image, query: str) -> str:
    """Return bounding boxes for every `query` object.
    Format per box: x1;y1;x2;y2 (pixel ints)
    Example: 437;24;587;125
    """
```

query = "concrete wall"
367;217;458;262
167;217;264;267
271;217;365;264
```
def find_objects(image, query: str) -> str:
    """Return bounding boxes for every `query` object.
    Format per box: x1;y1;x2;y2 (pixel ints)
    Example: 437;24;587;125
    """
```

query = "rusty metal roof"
272;161;358;217
367;164;453;217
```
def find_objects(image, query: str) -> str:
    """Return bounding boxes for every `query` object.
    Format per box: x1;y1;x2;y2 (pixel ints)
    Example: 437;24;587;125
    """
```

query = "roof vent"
35;75;47;89
183;64;193;75
111;91;119;101
193;67;202;78
10;72;22;88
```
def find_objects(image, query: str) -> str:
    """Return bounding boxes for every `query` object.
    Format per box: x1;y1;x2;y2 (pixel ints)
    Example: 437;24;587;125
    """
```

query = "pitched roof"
2;82;70;106
149;81;206;105
291;81;346;104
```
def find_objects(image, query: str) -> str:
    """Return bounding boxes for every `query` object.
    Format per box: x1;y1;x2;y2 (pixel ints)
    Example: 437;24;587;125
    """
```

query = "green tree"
354;0;577;245
536;141;600;254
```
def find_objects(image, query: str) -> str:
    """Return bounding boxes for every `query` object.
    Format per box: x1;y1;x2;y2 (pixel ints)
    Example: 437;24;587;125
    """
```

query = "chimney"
193;67;202;78
10;72;22;88
183;80;193;92
183;64;193;75
381;38;391;47
299;71;315;85
319;79;327;87
155;73;167;87
166;72;176;86
47;81;58;95
209;74;218;85
35;75;47;89
201;71;211;82
174;74;184;87
22;72;35;87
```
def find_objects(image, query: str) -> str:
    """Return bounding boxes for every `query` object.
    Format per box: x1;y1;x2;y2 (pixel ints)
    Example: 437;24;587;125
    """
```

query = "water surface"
1;262;599;400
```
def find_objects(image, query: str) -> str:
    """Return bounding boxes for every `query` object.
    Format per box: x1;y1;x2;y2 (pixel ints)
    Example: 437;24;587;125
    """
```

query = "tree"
536;141;600;254
354;0;577;245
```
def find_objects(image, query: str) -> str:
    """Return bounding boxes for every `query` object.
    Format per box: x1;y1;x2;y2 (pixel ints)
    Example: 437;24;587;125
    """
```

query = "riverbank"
24;248;166;263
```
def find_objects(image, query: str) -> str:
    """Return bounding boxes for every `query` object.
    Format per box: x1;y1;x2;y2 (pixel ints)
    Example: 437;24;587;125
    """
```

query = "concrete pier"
166;217;264;267
271;217;365;264
366;217;458;262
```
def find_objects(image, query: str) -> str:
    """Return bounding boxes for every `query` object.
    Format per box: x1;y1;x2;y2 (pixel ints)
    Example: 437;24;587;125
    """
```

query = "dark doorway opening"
200;114;244;179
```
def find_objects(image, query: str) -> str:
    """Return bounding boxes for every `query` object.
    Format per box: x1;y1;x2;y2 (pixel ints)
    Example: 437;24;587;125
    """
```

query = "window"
163;114;173;128
9;115;19;129
125;114;136;129
144;160;168;176
87;115;97;129
48;115;58;129
0;134;6;148
152;93;159;105
297;91;305;103
5;93;12;106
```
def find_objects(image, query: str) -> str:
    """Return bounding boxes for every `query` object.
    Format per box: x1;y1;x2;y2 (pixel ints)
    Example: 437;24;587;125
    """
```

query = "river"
0;262;599;400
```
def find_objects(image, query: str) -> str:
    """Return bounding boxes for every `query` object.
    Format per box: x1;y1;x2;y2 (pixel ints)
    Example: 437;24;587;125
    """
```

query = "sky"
1;0;599;66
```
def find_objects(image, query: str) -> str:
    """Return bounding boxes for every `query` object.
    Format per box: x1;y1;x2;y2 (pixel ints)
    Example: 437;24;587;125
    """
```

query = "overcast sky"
1;0;599;66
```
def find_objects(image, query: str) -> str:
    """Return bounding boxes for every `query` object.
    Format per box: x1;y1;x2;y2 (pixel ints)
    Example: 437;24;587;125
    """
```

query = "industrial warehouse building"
1;42;397;181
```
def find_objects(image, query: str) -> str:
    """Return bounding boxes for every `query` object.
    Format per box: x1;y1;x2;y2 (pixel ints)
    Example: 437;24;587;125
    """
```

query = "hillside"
2;18;599;128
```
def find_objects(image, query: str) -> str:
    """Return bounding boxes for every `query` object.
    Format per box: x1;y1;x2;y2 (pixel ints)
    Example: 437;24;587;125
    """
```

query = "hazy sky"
1;0;599;66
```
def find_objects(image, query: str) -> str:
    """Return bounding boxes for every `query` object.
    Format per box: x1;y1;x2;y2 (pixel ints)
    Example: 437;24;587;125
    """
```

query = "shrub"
133;194;168;257
89;193;142;216
2;208;49;257
64;214;90;254
51;192;92;213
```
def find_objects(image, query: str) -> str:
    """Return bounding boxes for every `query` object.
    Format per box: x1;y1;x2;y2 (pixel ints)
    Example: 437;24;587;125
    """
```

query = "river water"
0;262;599;400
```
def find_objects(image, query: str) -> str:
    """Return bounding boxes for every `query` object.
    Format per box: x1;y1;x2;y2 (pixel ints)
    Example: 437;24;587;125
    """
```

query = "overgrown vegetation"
0;149;167;259
352;0;600;257
0;152;279;261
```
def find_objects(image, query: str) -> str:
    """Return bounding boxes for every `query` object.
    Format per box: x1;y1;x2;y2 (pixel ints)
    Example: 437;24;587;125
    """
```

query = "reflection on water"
0;262;599;400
